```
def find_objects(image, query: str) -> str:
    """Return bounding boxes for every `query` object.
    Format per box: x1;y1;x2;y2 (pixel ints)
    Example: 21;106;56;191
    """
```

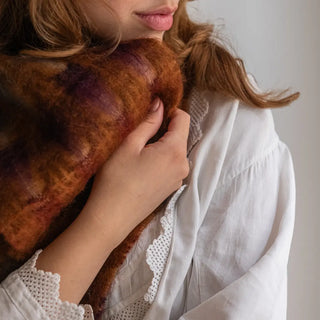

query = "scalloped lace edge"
144;185;187;303
143;88;209;304
17;249;94;320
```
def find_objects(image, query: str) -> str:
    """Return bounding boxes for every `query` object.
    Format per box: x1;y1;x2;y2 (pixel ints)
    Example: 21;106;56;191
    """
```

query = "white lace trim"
17;249;94;320
144;184;187;303
83;304;94;320
108;296;150;319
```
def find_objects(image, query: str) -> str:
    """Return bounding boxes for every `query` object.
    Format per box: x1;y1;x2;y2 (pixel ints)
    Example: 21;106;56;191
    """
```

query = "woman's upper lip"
135;6;178;15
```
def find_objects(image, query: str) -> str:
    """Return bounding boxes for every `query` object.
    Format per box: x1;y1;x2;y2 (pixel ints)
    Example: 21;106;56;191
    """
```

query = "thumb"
127;97;163;150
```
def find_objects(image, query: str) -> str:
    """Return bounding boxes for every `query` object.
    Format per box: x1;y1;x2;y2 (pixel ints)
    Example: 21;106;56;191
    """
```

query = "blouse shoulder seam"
215;138;281;191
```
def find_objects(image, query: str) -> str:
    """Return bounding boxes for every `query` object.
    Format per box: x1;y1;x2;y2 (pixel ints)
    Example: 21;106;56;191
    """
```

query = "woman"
0;0;299;319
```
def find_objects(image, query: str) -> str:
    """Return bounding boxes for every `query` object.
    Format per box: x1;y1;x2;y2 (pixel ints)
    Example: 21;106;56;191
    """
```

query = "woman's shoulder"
187;76;282;185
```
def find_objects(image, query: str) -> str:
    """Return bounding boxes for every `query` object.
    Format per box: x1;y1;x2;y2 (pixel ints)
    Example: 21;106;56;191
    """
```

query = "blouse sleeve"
0;249;94;320
178;140;296;320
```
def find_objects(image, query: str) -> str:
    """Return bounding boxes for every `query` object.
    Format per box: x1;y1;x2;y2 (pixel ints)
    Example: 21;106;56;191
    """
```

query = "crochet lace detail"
83;304;94;320
108;296;150;319
187;88;209;156
144;184;187;303
17;249;94;320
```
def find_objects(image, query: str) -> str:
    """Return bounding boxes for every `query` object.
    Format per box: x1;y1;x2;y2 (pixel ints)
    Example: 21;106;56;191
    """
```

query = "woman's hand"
82;97;191;246
34;98;190;304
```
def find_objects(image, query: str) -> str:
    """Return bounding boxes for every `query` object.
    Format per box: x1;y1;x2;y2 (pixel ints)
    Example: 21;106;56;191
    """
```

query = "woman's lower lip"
136;13;173;31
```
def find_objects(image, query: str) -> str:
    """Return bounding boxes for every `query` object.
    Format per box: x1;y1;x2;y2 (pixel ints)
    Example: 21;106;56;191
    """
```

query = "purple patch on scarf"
56;63;101;100
37;110;71;149
55;63;117;114
113;49;145;71
112;48;155;85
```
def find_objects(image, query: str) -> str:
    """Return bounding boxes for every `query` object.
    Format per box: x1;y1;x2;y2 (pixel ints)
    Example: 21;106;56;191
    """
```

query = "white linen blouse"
0;74;296;320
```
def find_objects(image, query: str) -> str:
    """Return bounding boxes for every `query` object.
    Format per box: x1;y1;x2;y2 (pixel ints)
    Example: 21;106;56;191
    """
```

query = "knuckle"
121;134;137;150
176;159;190;179
171;152;189;177
179;109;191;122
175;180;183;189
170;146;185;163
144;117;156;126
184;111;191;122
181;160;190;177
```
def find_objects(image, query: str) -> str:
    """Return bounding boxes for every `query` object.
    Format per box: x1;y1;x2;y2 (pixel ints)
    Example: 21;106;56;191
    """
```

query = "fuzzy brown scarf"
0;38;184;318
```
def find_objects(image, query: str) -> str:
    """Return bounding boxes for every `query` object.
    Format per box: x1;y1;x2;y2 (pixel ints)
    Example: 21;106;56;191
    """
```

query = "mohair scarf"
0;38;185;318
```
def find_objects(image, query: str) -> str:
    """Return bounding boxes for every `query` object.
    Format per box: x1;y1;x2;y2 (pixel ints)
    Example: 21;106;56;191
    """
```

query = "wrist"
34;201;127;303
78;199;134;250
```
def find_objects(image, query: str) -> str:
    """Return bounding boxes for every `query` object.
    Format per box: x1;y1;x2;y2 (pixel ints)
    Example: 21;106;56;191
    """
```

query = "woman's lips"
136;13;174;31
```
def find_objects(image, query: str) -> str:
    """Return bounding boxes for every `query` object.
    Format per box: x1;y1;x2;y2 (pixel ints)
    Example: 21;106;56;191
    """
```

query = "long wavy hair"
0;0;300;108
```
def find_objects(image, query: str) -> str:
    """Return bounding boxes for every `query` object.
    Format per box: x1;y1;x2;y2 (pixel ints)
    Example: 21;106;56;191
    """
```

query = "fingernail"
151;98;161;112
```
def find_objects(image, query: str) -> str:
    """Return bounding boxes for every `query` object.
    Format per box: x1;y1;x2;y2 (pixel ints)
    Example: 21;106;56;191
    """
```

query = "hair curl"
0;0;300;108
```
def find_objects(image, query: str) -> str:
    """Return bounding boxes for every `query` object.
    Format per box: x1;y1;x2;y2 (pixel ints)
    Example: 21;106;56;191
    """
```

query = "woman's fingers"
85;100;192;239
158;108;191;152
124;97;164;152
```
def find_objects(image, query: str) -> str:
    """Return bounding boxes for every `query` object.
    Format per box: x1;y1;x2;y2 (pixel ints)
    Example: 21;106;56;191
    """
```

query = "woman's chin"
121;31;164;42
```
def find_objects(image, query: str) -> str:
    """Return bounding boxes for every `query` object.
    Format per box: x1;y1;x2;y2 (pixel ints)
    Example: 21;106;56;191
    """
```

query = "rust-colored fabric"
0;38;184;318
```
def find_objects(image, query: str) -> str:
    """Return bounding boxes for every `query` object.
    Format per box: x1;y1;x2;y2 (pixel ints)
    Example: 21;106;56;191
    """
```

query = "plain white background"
187;1;319;319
